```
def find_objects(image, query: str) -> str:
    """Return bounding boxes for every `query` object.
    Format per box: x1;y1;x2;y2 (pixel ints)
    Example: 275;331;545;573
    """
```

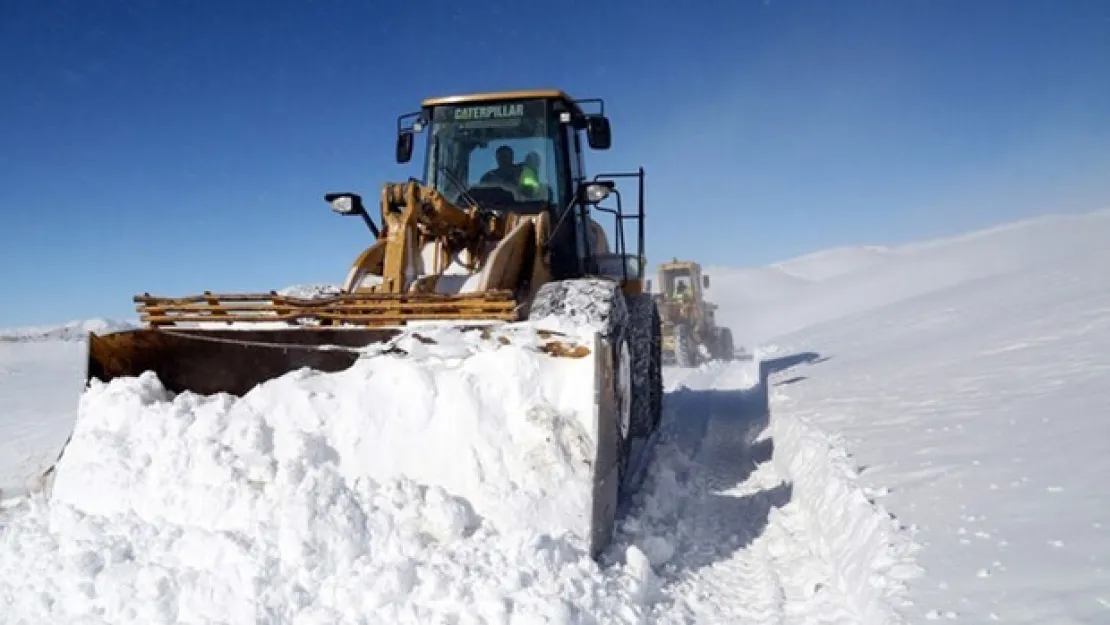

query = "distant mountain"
0;318;139;343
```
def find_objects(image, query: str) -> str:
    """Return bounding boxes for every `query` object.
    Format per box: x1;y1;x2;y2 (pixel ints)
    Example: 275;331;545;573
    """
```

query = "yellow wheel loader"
46;89;664;559
650;259;735;367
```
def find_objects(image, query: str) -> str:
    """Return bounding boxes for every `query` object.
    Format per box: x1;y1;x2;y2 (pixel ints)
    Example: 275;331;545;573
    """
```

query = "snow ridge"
0;318;138;343
769;244;894;282
767;380;923;622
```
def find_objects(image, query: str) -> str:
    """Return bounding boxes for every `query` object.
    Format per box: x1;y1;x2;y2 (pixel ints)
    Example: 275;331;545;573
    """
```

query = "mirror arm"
360;211;381;238
325;192;380;237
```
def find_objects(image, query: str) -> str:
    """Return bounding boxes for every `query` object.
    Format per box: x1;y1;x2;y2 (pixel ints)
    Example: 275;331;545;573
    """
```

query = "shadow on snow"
609;351;827;577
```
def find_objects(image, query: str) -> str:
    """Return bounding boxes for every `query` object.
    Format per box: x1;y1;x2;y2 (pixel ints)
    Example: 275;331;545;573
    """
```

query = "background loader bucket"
86;327;400;396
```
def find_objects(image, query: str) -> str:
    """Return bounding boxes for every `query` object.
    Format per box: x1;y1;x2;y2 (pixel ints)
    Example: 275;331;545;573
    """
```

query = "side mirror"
586;115;611;150
703;275;710;288
325;192;380;237
396;131;414;163
578;180;615;205
326;192;365;216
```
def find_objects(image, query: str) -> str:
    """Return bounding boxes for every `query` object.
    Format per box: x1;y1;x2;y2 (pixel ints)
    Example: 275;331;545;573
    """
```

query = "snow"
769;245;894;282
50;325;602;543
0;318;137;343
704;209;1109;347
1;324;653;624
631;355;919;624
1;207;1108;623
745;208;1110;622
0;341;87;495
274;283;343;300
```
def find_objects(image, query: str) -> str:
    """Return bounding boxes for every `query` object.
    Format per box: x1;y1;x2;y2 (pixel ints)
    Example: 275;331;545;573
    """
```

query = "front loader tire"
627;293;662;438
648;311;662;430
674;323;696;368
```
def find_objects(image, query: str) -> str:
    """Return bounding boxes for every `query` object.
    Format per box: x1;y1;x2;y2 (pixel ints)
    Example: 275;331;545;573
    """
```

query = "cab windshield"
663;269;693;297
423;99;566;209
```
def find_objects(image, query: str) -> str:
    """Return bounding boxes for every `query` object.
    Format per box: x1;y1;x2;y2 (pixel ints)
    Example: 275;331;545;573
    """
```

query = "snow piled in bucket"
0;324;653;625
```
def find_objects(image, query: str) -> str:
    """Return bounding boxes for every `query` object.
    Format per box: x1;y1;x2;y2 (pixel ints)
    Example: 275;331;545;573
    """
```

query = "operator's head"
525;151;540;170
496;145;514;168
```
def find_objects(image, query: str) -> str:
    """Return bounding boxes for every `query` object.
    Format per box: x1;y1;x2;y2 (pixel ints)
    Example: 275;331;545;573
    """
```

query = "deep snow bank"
0;323;658;624
767;382;922;622
759;224;1110;622
746;207;1110;622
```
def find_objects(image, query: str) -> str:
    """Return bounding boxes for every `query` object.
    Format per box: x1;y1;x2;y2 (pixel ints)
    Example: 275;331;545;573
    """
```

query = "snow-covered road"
637;364;803;624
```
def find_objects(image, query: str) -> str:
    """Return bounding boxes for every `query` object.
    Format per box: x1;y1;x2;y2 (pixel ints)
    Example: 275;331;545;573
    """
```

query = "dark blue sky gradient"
2;0;1108;325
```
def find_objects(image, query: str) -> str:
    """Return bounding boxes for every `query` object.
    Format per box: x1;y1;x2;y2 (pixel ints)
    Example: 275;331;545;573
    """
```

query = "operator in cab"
481;146;522;186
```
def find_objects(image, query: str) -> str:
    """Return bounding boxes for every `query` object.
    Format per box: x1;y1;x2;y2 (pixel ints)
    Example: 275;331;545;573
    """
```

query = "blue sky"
1;0;1108;326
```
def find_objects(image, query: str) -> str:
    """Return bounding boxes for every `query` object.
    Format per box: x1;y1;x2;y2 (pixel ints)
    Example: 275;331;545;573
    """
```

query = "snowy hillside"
0;208;1107;624
0;318;137;343
711;208;1110;622
769;244;894;282
704;209;1110;347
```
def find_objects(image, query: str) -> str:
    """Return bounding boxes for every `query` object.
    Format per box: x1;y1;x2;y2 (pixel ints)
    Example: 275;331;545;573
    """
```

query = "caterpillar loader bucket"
85;289;519;396
39;88;662;561
86;327;391;397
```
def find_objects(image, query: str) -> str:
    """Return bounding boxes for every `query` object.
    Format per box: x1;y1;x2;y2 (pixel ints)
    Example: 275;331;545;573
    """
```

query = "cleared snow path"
617;356;919;624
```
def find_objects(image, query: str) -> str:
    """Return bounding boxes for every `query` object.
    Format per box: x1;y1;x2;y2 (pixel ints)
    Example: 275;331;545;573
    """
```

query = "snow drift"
739;207;1110;622
0;322;658;624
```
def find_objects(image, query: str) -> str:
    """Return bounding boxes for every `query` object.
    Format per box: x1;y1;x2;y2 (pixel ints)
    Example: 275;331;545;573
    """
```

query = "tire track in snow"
612;361;800;623
653;382;791;624
615;355;917;623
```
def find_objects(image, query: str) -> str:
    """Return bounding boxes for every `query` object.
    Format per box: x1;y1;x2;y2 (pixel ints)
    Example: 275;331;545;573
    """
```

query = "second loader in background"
651;258;736;367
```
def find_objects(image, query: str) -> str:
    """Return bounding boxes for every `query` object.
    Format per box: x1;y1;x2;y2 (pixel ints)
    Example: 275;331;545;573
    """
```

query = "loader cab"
657;262;708;303
396;91;603;215
394;89;645;287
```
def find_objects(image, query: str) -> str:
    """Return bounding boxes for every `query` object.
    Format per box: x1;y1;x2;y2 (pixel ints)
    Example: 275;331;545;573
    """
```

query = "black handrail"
590;168;646;282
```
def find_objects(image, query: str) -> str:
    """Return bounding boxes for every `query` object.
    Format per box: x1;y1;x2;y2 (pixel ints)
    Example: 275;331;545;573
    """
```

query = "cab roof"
659;260;702;271
420;89;586;118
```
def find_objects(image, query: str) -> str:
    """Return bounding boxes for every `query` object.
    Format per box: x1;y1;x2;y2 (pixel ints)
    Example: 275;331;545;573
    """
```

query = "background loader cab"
650;259;735;366
392;90;645;292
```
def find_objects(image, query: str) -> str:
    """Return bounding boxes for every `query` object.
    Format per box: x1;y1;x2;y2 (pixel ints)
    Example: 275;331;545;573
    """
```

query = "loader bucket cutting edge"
85;327;402;397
